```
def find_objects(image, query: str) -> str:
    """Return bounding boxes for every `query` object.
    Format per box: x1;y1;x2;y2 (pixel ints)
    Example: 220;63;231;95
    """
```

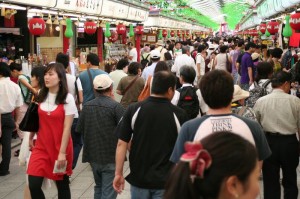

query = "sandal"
14;149;20;157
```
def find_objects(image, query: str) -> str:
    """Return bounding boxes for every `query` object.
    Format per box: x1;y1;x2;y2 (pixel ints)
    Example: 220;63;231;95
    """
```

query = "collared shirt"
109;70;128;103
254;89;300;134
240;52;253;84
171;54;197;77
196;53;206;76
0;77;23;114
171;83;208;116
76;95;125;165
141;62;158;81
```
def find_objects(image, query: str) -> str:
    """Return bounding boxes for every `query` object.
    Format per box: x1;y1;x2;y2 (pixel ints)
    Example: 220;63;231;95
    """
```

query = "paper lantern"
186;30;190;36
28;16;46;35
283;15;293;38
105;22;111;37
116;23;126;35
64;18;73;38
290;12;300;31
129;24;134;37
170;30;175;37
267;20;280;35
177;30;181;37
108;31;118;43
182;30;185;36
162;29;167;37
259;23;267;34
135;25;144;35
84;21;97;35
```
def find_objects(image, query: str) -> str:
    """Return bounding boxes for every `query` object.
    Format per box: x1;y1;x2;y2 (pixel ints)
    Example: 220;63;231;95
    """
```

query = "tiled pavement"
1;139;300;199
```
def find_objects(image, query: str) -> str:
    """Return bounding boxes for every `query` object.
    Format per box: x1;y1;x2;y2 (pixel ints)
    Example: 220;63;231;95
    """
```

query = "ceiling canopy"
145;0;256;30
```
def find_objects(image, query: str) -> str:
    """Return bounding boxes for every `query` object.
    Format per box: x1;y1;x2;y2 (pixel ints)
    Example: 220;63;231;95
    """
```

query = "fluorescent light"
28;9;58;15
0;3;26;10
84;16;98;20
59;12;82;18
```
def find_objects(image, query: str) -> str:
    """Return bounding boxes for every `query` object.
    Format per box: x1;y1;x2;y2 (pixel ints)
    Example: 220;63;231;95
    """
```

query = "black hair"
150;44;156;51
87;53;100;66
116;59;129;70
197;45;206;53
168;44;174;52
261;44;267;50
127;42;134;47
220;45;228;53
151;71;176;95
237;41;244;47
0;62;11;77
154;61;170;73
255;62;273;83
200;70;234;109
31;66;46;89
56;52;69;69
9;62;22;71
164;52;173;61
180;66;196;84
245;42;256;51
271;48;283;59
128;62;141;75
175;41;181;46
37;63;68;104
271;71;292;88
164;132;258;199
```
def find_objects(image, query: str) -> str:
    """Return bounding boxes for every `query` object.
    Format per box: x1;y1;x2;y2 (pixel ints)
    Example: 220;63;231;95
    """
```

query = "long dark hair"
37;63;68;104
255;62;273;83
164;132;258;199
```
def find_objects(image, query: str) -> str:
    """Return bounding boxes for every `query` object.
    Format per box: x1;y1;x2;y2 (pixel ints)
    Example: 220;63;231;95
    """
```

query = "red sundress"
27;104;73;181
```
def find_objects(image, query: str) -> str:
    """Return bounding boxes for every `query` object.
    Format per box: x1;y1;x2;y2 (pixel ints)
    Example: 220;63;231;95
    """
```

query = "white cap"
150;50;161;59
93;74;113;90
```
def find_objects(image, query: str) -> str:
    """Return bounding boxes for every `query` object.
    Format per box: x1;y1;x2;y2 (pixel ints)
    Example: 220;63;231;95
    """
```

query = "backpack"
141;54;150;69
282;50;293;70
246;80;271;108
177;86;200;119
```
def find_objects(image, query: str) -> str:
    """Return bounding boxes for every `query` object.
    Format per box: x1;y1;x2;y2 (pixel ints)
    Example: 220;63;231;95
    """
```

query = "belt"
265;132;296;137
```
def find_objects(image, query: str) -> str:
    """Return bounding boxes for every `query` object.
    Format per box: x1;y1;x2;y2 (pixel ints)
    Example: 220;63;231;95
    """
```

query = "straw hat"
156;40;164;46
232;85;249;102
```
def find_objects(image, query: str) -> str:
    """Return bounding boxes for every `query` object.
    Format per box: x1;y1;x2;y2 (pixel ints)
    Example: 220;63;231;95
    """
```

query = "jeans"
263;134;299;199
0;113;15;172
232;71;239;85
130;185;164;199
71;118;83;169
90;162;117;199
240;83;250;91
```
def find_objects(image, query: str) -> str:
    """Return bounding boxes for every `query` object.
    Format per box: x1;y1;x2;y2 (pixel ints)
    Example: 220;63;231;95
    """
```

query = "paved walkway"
1;139;300;199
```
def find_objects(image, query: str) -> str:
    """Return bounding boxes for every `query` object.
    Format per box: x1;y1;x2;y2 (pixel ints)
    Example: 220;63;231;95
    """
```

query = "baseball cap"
93;74;113;90
150;50;161;59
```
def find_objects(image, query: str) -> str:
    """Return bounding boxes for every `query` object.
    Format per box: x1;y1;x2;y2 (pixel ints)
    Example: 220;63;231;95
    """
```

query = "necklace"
47;96;51;115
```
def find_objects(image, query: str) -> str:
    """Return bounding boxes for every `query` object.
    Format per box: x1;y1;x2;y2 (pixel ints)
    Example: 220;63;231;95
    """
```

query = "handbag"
138;76;152;101
19;101;39;132
226;53;232;73
19;75;33;105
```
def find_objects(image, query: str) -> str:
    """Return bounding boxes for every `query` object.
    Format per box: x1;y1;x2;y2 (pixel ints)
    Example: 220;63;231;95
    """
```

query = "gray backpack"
246;80;271;108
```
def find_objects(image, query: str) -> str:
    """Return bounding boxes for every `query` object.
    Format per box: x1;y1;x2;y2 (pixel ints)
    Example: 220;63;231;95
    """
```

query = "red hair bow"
180;142;212;178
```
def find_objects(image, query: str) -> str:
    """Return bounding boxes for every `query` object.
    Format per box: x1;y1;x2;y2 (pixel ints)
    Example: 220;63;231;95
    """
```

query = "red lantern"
177;30;181;36
116;23;126;35
186;30;190;36
252;29;258;36
84;21;97;35
290;12;300;31
182;30;185;36
267;20;280;35
28;17;46;35
170;30;175;37
135;25;144;35
162;29;167;37
108;31;118;43
259;23;267;34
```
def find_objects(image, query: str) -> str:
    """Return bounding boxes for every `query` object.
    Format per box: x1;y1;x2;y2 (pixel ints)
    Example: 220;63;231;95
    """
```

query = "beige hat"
156;40;164;46
251;52;260;60
232;85;249;102
150;50;161;58
93;74;113;90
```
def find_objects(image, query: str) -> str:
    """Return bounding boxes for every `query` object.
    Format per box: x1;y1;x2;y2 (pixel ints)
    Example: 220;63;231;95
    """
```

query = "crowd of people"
0;36;300;199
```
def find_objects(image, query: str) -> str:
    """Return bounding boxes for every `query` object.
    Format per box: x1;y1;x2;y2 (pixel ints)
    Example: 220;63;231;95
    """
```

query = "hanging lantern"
116;23;126;35
283;15;293;38
84;21;97;35
135;24;144;35
64;18;73;38
177;30;181;37
250;29;258;36
108;30;118;43
129;24;134;37
158;29;163;40
186;30;190;36
259;23;267;34
167;30;171;38
267;20;280;35
182;30;185;36
162;29;167;37
290;12;300;31
170;30;175;37
28;16;46;35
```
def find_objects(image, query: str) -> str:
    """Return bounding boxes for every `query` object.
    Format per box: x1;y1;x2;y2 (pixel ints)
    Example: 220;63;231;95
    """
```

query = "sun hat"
156;40;164;46
93;74;113;90
232;85;249;102
251;52;260;60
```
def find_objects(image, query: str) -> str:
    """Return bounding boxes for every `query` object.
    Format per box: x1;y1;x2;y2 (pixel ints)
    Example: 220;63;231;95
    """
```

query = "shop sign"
262;40;273;45
55;0;103;15
127;7;148;22
7;0;56;7
101;0;128;19
258;0;300;18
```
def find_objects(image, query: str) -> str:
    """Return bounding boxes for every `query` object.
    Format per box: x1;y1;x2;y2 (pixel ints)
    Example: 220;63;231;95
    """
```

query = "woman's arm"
19;78;37;95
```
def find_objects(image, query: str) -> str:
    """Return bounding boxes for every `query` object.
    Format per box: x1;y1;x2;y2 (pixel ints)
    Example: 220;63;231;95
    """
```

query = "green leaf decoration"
283;15;293;38
265;29;271;37
105;22;111;38
129;24;134;37
167;30;171;38
258;31;262;36
64;18;73;38
158;29;163;40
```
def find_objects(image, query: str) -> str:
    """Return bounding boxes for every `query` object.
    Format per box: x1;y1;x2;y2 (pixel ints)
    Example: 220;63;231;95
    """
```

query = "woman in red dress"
27;63;77;199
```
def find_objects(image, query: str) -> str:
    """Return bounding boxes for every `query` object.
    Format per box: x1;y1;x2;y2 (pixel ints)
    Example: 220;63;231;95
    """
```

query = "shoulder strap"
262;79;271;88
87;69;97;97
122;76;139;95
18;75;30;100
74;77;80;103
160;47;163;53
146;54;150;59
237;106;247;116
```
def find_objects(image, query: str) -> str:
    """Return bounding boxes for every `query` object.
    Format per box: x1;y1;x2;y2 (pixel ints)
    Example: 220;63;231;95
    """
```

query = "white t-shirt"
129;48;138;62
66;74;82;118
215;53;229;71
196;54;206;76
40;93;78;117
109;70;128;103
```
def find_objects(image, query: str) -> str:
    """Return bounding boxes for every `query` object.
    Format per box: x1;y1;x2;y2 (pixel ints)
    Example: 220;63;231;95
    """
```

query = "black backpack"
245;80;271;108
141;54;150;69
177;86;200;119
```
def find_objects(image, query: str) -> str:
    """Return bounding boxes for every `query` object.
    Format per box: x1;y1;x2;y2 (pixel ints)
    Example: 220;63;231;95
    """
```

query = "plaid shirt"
76;95;125;165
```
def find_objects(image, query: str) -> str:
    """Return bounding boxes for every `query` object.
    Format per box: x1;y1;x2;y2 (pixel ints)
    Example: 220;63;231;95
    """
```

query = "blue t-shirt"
79;69;107;104
240;52;253;84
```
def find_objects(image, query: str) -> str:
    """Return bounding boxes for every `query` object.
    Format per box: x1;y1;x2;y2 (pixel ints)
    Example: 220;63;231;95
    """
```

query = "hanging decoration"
283;15;293;38
129;24;134;37
108;30;118;43
162;29;168;37
64;18;73;38
290;12;300;31
158;29;163;40
28;16;46;36
182;30;185;36
177;30;181;37
84;21;97;35
105;22;111;37
265;29;271;37
266;20;280;35
135;24;144;35
186;30;190;36
259;23;267;34
170;30;175;37
116;23;126;35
